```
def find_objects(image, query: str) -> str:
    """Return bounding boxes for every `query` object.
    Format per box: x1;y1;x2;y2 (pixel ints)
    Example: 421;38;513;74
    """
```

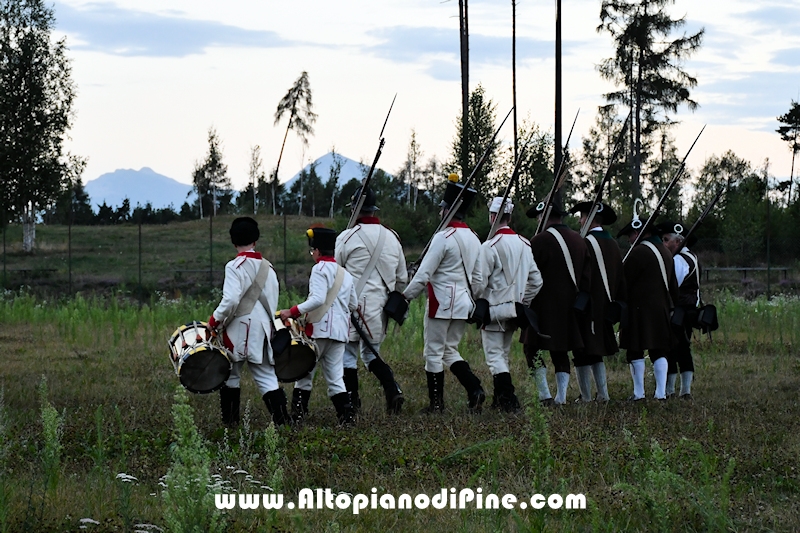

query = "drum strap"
231;259;274;322
305;265;346;324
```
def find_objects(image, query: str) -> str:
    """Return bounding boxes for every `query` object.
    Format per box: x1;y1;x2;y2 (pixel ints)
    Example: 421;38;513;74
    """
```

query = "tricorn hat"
348;186;379;212
306;227;337;251
230;217;260;246
440;174;477;218
569;201;617;225
655;219;697;247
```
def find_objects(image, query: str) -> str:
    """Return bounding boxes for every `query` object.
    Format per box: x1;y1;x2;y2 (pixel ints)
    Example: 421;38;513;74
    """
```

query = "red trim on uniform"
289;305;301;319
236;251;262;259
426;283;440;318
495;227;516;235
447;221;469;229
357;216;380;224
316;256;336;263
208;315;220;329
222;331;233;351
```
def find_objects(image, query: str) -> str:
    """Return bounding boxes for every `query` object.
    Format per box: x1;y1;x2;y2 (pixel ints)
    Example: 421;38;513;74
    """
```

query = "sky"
52;0;800;191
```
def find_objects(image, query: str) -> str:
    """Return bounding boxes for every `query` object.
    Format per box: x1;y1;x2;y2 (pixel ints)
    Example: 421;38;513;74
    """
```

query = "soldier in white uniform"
208;217;290;427
478;197;543;411
278;227;359;425
403;174;486;413
336;187;408;413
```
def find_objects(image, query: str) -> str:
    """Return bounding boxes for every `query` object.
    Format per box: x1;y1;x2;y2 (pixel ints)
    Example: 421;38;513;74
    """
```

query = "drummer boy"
278;226;358;425
208;217;291;427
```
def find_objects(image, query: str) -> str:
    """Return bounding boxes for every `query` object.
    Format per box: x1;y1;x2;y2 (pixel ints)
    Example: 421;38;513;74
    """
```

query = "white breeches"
423;316;466;373
225;359;279;396
294;338;347;397
481;328;514;376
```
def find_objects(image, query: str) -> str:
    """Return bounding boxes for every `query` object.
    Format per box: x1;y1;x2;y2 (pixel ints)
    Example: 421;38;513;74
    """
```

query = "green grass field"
0;290;798;532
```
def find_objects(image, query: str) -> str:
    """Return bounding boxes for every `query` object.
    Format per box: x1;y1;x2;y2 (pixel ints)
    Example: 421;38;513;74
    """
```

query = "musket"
680;185;724;250
350;308;384;363
347;94;397;229
534;109;580;235
486;140;529;240
623;125;706;263
579;114;631;238
408;107;513;272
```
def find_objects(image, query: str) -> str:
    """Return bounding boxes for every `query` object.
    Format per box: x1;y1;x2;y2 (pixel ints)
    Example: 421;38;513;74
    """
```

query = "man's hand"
278;309;293;321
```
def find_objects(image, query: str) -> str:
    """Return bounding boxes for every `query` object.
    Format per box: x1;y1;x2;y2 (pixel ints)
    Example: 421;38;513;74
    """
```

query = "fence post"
138;218;142;305
283;210;288;288
766;170;771;299
68;184;73;295
209;212;214;290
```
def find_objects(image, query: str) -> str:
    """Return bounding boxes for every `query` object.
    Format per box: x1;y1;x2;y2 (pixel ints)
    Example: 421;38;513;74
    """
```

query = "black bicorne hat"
439;174;477;217
569;201;617;225
307;227;338;251
348;186;379;212
230;217;260;246
655;219;697;247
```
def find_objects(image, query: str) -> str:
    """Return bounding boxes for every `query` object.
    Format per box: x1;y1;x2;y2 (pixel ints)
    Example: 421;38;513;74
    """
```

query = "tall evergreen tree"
192;127;231;218
446;84;500;204
776;100;800;205
0;0;80;251
597;0;703;201
273;71;317;215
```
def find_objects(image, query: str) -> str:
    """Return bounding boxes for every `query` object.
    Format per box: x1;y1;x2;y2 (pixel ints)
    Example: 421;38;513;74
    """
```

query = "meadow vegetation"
0;289;798;531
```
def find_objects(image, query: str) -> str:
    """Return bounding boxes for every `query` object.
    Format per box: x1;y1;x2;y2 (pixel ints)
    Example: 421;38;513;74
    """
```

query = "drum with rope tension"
273;316;319;383
168;321;231;394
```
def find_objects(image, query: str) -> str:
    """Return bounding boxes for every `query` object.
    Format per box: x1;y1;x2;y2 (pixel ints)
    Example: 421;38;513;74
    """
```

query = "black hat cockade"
229;217;260;246
440;173;477;218
306;226;338;251
569;201;618;225
525;199;568;219
655;219;697;248
348;186;379;212
617;198;647;238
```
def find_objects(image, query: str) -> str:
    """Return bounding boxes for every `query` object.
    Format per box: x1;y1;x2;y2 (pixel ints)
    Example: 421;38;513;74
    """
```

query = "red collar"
236;251;262;259
495;227;515;235
357;216;380;225
316;256;336;263
447;221;469;229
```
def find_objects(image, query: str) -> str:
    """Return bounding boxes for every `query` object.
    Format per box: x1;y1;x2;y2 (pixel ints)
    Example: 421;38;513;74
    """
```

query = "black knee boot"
220;386;240;426
330;392;356;425
494;372;520;412
368;358;405;414
420;371;445;413
450;361;486;411
343;368;361;410
291;388;311;422
263;389;292;426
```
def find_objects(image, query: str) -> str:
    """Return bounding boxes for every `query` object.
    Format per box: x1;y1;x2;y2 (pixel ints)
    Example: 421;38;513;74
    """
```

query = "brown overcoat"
524;224;592;352
619;236;678;351
582;229;627;356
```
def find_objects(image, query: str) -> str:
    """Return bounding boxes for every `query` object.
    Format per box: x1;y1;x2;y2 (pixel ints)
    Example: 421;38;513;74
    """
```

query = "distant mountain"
284;152;387;189
85;168;195;211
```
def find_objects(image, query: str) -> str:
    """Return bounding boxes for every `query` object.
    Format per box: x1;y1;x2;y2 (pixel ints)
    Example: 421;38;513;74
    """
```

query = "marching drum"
272;317;319;383
168;321;232;394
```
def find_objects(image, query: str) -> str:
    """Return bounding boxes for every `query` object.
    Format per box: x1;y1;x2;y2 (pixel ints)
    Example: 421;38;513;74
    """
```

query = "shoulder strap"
642;241;670;293
224;259;273;329
547;227;577;289
306;265;346;324
452;230;474;290
587;234;612;302
681;250;701;307
354;227;387;296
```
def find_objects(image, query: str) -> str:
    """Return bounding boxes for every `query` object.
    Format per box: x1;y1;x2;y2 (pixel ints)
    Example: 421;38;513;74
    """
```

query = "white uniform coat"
404;222;483;320
211;253;279;365
478;227;543;332
336;219;407;343
294;259;358;342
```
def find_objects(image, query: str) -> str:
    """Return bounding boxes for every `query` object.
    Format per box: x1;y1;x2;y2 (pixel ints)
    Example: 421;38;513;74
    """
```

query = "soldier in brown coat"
618;216;679;401
523;203;592;405
569;202;627;402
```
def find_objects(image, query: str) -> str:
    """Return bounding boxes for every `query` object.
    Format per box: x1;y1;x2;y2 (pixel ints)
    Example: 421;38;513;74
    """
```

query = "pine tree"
273;71;317;215
192;127;231;218
776;100;800;205
597;0;703;201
